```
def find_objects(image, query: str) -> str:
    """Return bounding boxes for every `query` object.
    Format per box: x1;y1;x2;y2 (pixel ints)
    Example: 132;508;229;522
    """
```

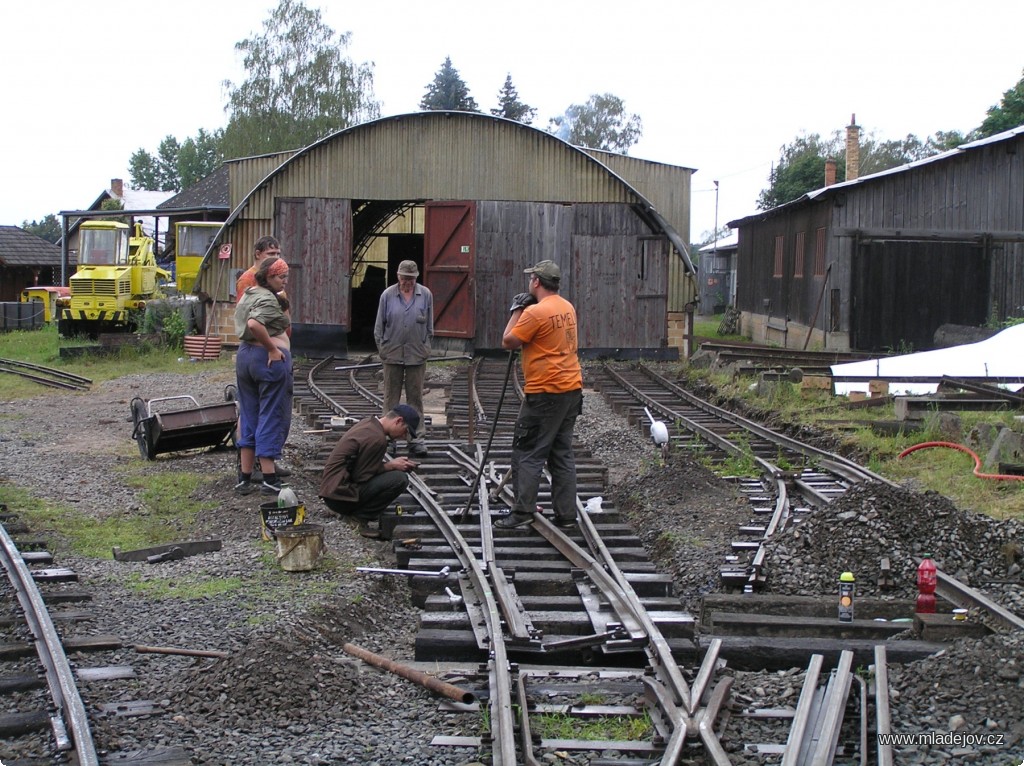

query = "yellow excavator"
58;220;171;338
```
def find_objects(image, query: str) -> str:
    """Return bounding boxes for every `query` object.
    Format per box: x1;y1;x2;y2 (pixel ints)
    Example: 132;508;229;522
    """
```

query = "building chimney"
845;114;860;181
110;178;124;198
824;158;837;186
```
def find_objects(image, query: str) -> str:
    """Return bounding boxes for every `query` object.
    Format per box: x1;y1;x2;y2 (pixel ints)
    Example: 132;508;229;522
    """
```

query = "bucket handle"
275;534;327;562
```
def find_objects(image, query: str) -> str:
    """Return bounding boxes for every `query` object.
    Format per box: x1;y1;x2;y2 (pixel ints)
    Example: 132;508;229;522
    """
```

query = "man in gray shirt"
374;260;433;457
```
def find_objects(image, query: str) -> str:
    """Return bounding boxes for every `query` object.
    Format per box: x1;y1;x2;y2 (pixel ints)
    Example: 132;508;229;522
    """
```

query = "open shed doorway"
347;232;424;353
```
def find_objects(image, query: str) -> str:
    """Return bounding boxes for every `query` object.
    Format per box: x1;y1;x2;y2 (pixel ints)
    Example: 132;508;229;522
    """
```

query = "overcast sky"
3;1;1022;242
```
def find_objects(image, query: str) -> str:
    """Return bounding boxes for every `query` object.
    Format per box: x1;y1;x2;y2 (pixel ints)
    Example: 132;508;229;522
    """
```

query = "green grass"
693;313;747;343
121;572;246;600
0;467;221;558
688;366;1024;521
0;324;234;399
530;710;653;741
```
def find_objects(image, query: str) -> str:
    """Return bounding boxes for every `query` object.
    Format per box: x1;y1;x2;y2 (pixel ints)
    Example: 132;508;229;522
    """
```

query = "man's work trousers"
382;362;426;448
510;389;583;520
321;471;409;522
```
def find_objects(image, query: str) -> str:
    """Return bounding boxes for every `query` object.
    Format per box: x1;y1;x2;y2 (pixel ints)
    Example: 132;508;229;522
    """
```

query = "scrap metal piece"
113;539;221;562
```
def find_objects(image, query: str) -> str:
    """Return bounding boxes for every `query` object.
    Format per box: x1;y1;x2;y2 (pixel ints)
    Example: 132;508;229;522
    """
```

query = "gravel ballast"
1;362;1023;764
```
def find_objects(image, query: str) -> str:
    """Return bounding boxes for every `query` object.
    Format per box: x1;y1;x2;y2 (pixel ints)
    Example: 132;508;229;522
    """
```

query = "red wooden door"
424;202;475;338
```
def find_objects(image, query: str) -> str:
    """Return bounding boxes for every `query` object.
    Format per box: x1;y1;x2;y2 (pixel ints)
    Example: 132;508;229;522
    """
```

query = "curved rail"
0;357;92;390
635;363;895;487
0;520;99;766
309;357;708;763
602;362;899;590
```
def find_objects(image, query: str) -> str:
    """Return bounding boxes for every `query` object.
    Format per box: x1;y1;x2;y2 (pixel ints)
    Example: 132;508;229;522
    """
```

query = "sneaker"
409;444;428;458
261;480;283;495
553;516;577;528
494;512;533;529
274;465;293;478
234;479;256;496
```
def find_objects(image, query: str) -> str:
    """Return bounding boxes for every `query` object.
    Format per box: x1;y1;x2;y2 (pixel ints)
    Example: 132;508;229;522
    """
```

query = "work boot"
494;512;533;529
357;522;382;539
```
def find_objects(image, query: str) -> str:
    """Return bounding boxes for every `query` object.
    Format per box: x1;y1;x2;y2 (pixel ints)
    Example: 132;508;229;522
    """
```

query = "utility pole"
713;180;720;258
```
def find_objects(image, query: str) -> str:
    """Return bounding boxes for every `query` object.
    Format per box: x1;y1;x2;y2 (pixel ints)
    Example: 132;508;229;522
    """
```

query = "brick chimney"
825;158;837;186
845;114;860;181
110;178;124;198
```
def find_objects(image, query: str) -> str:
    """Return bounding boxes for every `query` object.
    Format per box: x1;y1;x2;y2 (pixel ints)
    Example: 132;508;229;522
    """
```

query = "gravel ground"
1;361;1023;765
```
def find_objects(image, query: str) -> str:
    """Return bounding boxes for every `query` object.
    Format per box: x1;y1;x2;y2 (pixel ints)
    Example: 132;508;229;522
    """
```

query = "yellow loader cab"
174;221;220;295
59;220;171;338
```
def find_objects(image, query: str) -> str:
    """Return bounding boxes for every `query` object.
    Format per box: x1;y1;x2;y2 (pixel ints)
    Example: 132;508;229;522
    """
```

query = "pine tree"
490;74;536;125
420;57;479;112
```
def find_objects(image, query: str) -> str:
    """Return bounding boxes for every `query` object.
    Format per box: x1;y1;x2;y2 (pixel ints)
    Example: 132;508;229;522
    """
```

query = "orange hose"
897;440;1024;481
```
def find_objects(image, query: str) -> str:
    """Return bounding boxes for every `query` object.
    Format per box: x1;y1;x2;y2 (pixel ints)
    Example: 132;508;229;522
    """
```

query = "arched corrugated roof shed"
198;111;694;283
198;111;696;357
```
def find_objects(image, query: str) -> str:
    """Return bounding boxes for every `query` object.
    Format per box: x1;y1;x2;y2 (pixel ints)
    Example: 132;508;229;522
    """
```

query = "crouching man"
319;404;421;538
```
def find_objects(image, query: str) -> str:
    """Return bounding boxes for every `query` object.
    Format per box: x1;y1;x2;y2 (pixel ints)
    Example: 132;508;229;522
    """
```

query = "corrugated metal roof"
699;231;738;252
215;111;695;272
729;124;1024;227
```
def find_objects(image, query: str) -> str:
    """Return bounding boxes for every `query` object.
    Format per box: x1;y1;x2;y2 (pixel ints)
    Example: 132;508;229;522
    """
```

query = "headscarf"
267;257;289;277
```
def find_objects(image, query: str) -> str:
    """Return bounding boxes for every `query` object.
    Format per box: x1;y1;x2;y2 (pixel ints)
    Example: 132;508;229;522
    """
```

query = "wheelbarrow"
130;387;239;460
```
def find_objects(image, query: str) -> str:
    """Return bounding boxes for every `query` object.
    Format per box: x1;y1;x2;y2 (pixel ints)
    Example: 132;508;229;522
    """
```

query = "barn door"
275;197;352;326
424;201;475;338
851;239;988;351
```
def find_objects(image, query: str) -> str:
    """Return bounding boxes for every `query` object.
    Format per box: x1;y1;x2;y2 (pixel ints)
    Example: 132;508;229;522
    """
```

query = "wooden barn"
0;226;65;302
193;111;697;358
728;124;1024;353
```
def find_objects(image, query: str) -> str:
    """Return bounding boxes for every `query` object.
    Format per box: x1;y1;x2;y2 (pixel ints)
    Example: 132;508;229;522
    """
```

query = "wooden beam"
834;227;1024;242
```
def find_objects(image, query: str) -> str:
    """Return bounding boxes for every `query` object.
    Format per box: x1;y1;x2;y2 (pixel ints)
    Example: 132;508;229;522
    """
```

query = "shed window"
773;235;784;278
794;231;805;278
814;228;826;276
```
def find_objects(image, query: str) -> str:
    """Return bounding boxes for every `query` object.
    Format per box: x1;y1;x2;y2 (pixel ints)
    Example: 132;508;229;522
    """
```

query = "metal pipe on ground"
342;642;476;704
134;644;229;659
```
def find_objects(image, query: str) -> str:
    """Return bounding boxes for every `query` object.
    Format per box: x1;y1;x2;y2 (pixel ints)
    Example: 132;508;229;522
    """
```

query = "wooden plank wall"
475;201;666;350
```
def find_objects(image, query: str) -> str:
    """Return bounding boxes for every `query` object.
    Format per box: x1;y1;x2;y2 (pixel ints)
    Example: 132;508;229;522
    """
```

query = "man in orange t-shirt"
235;236;281;300
496;259;583;529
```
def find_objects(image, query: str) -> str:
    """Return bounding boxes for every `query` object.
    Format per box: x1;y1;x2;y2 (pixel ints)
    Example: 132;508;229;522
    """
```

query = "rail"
0;357;92;390
0;519;99;766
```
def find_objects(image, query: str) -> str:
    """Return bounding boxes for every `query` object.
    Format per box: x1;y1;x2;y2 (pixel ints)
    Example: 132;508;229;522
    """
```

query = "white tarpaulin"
830;323;1024;396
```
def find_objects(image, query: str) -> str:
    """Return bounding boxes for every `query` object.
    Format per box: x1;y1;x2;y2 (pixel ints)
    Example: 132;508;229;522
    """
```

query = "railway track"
695;343;877;377
0;357;92;390
298;355;915;764
0;505;100;765
0;504;192;765
593;362;896;593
